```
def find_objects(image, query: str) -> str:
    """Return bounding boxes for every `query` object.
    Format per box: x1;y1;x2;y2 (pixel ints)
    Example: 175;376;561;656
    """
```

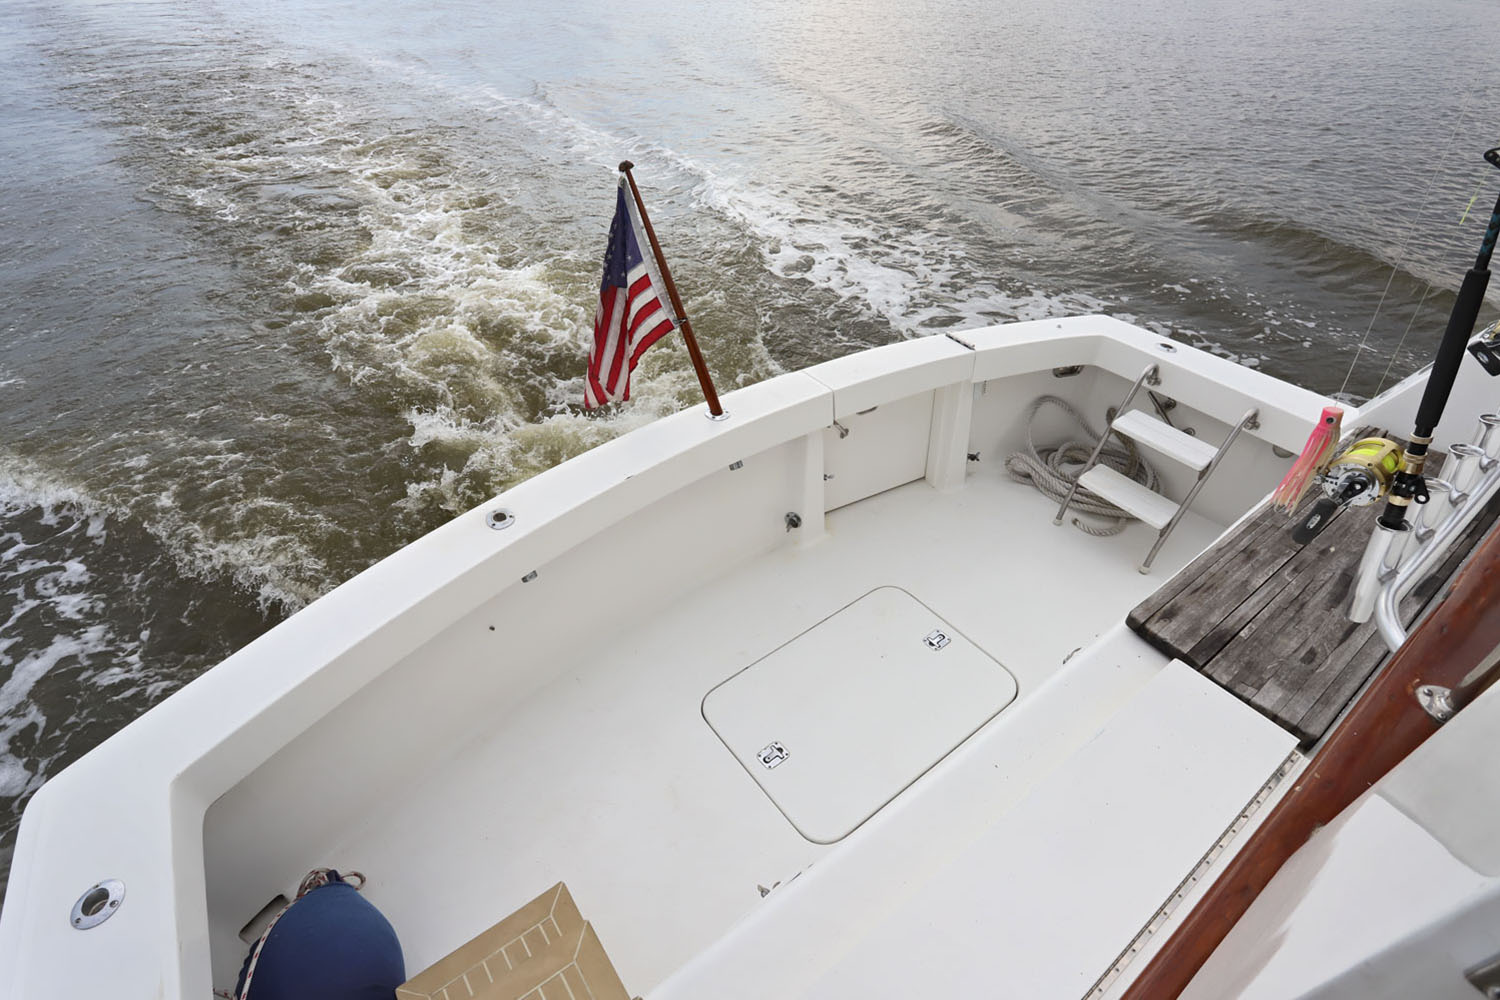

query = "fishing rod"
1342;147;1500;621
1379;147;1500;530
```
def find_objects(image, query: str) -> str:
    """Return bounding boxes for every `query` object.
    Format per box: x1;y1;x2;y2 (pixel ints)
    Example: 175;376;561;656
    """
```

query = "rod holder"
1475;413;1500;459
1417;479;1455;538
1349;522;1407;623
1396;478;1454;566
1447;442;1487;498
1374;455;1500;650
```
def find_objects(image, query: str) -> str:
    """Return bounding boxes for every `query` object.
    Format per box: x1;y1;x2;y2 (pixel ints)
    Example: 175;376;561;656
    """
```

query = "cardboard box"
397;883;630;1000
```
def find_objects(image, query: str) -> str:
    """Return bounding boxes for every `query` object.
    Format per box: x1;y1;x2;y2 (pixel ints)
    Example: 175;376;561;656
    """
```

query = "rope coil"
1004;395;1161;536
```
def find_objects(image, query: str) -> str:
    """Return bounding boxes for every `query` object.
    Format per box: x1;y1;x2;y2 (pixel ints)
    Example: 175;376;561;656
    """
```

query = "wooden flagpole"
618;161;724;417
1120;518;1500;999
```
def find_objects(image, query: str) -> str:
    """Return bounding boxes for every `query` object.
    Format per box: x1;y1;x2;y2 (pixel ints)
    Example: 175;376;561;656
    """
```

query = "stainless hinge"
1417;684;1457;723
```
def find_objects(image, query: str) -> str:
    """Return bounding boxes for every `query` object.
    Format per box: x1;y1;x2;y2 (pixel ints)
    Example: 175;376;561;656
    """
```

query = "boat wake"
0;459;279;889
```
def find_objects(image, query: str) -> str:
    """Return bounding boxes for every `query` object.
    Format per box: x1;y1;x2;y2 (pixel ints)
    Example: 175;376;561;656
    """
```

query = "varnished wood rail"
1121;518;1500;999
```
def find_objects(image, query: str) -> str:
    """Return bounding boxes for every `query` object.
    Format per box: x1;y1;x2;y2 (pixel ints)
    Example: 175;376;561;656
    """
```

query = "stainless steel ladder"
1054;364;1258;573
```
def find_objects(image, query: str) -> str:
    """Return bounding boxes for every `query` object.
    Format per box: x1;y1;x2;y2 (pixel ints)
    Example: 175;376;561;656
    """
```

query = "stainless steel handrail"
1373;453;1500;650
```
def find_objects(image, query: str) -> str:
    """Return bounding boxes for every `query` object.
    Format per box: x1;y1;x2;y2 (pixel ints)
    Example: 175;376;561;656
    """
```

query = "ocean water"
0;0;1496;891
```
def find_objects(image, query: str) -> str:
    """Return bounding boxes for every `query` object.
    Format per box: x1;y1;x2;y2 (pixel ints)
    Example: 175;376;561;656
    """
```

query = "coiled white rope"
1004;395;1161;536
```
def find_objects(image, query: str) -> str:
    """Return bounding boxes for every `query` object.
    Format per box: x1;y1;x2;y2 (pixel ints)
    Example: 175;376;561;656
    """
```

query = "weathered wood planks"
1129;442;1500;744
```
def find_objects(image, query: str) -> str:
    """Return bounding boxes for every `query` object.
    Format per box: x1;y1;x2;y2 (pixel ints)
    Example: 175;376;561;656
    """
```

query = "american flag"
584;178;678;408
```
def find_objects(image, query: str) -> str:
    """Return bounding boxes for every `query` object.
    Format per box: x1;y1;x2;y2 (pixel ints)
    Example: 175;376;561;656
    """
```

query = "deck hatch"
703;586;1017;843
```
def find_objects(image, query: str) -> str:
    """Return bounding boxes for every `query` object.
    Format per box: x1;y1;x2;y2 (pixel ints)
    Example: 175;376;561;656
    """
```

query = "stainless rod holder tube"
1374;457;1500;649
1446;442;1487;497
1417;479;1455;538
1475;413;1500;459
1396;478;1454;566
1348;522;1407;623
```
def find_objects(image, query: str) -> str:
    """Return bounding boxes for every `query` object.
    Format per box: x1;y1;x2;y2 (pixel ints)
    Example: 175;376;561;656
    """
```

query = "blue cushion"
236;880;405;1000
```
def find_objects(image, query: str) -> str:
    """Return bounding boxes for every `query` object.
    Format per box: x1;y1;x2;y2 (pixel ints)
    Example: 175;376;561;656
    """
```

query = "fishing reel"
1291;437;1404;543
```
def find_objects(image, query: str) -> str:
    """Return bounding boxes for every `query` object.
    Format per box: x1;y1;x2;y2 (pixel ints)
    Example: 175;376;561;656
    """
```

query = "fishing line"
1374;158;1500;397
1337;105;1476;399
1458;170;1490;225
1374;283;1433;396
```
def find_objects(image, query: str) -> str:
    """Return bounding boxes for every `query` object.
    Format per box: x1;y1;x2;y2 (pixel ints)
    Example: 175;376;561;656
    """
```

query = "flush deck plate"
703;586;1017;843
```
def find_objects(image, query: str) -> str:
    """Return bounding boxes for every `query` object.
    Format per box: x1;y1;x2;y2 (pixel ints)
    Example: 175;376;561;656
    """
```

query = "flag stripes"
584;179;677;409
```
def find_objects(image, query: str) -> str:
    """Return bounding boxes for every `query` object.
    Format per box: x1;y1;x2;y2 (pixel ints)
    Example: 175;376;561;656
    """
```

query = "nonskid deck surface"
329;467;1226;993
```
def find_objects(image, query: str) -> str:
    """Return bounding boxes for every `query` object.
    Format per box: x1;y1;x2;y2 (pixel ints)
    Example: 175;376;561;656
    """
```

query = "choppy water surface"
1;0;1496;889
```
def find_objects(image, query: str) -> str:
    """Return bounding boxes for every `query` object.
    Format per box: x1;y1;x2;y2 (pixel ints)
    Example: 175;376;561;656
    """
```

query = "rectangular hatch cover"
702;586;1017;843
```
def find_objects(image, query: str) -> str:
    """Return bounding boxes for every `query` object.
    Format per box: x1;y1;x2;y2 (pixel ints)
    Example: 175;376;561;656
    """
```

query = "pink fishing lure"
1272;406;1344;513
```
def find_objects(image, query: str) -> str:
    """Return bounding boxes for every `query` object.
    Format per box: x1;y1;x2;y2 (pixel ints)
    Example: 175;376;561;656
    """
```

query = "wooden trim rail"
1121;519;1500;999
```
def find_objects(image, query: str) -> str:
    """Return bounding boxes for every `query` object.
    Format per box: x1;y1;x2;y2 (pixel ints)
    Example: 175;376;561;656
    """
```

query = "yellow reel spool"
1323;437;1403;505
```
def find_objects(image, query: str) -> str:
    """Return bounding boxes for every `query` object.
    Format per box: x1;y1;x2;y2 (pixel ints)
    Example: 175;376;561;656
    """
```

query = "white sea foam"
294;74;1101;514
397;69;1096;339
39;56;1072;623
396;359;700;515
606;140;1099;334
167;183;242;222
0;438;321;612
191;79;721;511
104;72;599;595
0;458;101;525
0;487;134;803
62;50;1106;611
0;630;107;720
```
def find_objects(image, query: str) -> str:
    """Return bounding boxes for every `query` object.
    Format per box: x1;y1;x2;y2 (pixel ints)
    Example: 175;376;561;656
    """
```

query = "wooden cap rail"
1121;517;1500;999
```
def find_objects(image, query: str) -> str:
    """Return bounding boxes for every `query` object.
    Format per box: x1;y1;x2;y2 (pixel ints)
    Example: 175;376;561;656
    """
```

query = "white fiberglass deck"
322;465;1226;994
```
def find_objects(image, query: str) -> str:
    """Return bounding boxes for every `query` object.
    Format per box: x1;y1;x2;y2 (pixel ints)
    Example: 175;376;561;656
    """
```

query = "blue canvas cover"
235;875;404;1000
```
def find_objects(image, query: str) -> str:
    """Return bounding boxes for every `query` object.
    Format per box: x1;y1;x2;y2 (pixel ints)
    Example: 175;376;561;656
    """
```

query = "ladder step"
1079;465;1179;530
1111;409;1218;472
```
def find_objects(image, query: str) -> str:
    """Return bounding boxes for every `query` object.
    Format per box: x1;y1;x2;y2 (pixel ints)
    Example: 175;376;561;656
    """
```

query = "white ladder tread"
1079;465;1179;530
1112;409;1218;471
